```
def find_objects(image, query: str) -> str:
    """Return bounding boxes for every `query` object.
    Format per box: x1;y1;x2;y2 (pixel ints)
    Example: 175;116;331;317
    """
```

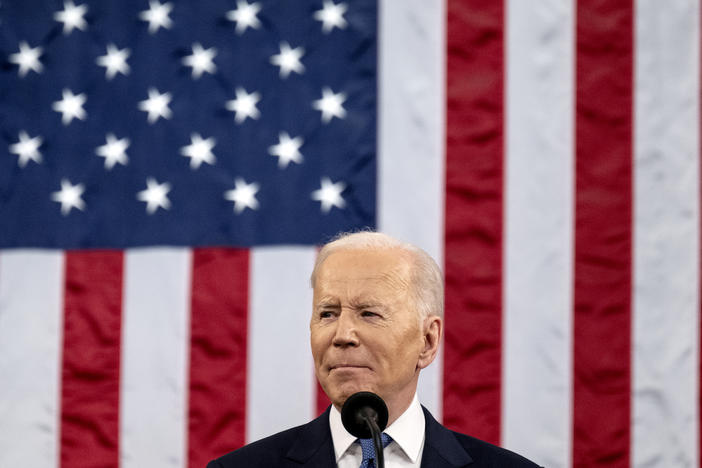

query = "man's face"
310;248;426;412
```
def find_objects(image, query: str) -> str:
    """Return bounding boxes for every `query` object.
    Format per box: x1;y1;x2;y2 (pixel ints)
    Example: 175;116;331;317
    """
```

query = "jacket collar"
284;405;473;467
285;407;336;466
420;406;473;467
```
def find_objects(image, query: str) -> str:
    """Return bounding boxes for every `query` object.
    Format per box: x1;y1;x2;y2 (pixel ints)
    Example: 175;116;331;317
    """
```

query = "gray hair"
310;231;444;319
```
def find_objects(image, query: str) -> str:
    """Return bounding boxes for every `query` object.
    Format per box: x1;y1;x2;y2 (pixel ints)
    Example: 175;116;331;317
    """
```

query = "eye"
319;310;335;319
361;310;379;318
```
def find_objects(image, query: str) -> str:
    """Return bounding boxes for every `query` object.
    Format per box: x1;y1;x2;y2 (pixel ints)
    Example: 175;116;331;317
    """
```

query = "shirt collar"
329;393;425;463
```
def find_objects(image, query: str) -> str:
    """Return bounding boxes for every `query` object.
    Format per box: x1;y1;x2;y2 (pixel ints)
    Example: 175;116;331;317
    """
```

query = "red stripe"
188;248;249;468
573;1;633;467
443;0;505;445
60;251;123;468
316;380;331;416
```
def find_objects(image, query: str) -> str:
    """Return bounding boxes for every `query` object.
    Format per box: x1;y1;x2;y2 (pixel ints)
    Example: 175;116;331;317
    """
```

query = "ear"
417;315;442;370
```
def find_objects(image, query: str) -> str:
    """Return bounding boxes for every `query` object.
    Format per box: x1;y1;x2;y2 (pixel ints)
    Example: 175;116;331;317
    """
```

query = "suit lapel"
420;407;473;467
285;407;337;467
282;405;472;467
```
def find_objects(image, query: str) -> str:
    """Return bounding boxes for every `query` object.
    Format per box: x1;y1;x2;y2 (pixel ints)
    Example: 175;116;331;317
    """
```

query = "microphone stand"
341;392;389;468
358;406;384;468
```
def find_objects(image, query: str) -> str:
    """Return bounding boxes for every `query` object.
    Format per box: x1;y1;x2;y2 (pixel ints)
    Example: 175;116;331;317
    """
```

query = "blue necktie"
358;432;392;468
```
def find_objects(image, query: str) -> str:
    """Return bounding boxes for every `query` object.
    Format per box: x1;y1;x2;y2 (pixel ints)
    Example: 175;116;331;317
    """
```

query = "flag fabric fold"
0;1;700;467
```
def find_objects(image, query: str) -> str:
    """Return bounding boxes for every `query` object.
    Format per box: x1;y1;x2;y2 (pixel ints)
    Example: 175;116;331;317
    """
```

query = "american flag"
0;1;699;468
0;0;376;247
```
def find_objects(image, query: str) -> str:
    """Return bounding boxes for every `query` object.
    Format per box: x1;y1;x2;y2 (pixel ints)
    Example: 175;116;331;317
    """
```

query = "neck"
331;380;419;427
383;384;418;427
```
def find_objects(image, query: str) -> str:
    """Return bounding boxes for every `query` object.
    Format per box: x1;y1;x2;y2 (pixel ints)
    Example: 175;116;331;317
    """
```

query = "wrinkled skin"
310;248;442;424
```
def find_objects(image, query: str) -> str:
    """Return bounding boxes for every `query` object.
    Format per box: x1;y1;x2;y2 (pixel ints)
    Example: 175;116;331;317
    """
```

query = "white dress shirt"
329;393;425;468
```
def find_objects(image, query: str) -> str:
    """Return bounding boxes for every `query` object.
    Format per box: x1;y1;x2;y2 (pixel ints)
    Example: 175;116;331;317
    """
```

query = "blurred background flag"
0;1;699;468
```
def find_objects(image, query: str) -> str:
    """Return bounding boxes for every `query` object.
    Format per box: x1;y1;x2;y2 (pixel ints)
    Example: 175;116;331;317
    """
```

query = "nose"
332;310;359;348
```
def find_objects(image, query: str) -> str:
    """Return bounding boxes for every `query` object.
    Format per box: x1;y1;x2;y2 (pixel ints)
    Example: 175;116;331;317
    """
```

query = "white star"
95;133;130;170
138;88;173;124
9;41;43;77
139;0;173;34
224;177;260;214
314;0;347;33
181;133;216;169
96;44;130;80
312;87;346;123
270;42;305;79
311;177;346;213
182;43;217;79
52;88;87;125
9;131;43;167
226;1;261;35
226;87;261;124
137;177;172;214
268;132;304;169
51;178;86;215
54;1;88;34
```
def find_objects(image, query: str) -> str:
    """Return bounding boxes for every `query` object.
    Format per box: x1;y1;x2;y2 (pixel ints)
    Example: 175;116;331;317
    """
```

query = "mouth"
329;364;370;371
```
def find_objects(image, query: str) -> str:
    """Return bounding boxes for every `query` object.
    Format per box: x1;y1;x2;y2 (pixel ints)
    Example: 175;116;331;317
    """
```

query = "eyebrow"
348;298;386;311
314;297;385;311
315;298;340;310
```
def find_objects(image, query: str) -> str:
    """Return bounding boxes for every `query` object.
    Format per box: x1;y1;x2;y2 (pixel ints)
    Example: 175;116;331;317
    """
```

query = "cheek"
310;328;330;362
310;335;322;359
386;330;423;367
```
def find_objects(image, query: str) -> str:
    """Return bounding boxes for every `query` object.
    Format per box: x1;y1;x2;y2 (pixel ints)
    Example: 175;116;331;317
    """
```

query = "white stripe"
378;0;445;421
0;251;64;468
503;1;574;466
633;1;701;467
247;247;317;443
120;249;191;468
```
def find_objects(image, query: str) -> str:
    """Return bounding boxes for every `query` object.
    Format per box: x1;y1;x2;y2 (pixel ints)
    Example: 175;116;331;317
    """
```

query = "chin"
329;382;378;407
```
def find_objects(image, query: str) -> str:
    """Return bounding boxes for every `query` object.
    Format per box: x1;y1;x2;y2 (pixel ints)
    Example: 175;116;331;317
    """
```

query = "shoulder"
447;430;542;468
206;409;333;468
206;424;306;468
421;406;542;468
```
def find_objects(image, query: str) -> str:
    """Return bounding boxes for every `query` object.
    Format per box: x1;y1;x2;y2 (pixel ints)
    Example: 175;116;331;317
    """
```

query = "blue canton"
0;0;377;248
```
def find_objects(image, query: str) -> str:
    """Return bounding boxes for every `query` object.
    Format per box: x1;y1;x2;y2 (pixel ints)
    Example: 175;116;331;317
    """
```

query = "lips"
329;364;369;371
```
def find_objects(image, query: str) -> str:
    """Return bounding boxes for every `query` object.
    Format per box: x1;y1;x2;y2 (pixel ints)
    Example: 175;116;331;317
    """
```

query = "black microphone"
341;392;389;468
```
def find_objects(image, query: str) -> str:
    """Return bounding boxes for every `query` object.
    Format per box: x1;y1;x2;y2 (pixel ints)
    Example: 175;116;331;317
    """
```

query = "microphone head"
340;391;389;439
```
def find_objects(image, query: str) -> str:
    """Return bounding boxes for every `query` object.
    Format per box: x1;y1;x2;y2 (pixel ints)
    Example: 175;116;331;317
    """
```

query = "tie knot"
358;433;392;464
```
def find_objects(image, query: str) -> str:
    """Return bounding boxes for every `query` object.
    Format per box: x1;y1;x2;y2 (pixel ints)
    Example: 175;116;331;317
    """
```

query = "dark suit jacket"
207;406;541;467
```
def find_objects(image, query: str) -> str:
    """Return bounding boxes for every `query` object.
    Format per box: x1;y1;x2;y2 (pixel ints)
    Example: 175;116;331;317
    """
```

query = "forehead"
314;248;412;293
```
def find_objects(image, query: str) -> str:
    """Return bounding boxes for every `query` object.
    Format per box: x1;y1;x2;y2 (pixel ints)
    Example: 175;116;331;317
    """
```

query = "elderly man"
208;232;540;467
